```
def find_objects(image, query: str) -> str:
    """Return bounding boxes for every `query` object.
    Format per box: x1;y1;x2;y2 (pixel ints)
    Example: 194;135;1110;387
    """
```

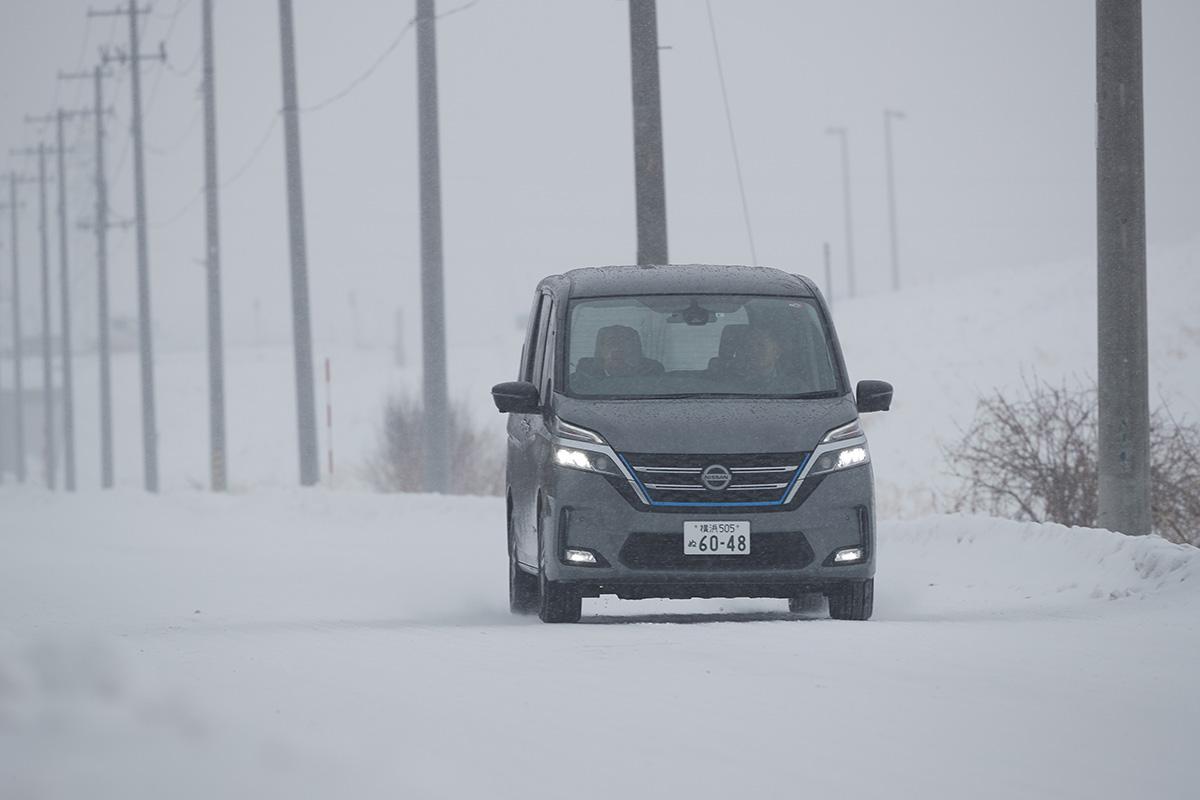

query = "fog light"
833;546;865;564
564;548;597;565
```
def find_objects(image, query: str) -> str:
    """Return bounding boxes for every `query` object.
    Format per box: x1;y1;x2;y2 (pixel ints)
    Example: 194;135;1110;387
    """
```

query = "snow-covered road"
2;489;1197;799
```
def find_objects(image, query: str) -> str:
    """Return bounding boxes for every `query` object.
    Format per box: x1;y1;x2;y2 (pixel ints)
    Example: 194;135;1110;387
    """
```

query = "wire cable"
150;113;279;229
704;0;758;266
299;0;483;114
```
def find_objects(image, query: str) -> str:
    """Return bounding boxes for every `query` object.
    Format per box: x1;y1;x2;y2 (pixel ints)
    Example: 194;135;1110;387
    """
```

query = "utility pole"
35;144;56;490
202;0;227;491
884;109;905;292
826;126;856;298
61;66;117;488
27;110;87;492
2;173;32;483
416;0;450;493
56;111;77;491
277;0;319;486
628;0;668;266
52;111;79;491
0;263;5;484
0;233;5;484
1096;0;1150;536
94;1;164;492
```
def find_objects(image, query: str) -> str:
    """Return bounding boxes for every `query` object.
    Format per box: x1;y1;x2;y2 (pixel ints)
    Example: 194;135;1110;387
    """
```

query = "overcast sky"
1;0;1198;356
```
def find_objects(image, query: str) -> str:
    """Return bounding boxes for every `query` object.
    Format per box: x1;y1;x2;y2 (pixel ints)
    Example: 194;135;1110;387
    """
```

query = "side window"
519;294;544;382
530;295;553;391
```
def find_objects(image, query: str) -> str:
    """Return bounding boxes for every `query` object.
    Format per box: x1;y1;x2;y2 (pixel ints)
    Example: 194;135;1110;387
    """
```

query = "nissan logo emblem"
701;464;733;491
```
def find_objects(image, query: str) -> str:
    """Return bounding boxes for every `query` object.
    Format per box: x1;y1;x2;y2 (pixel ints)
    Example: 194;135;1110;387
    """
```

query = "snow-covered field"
2;488;1198;798
47;242;1200;511
4;248;1198;797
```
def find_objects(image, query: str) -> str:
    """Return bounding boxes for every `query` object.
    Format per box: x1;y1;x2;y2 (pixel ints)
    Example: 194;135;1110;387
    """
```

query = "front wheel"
827;579;874;621
509;526;539;615
538;571;582;623
536;514;581;624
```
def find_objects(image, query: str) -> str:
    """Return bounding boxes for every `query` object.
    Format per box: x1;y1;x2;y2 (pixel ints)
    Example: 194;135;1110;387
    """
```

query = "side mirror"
492;381;541;414
856;380;893;413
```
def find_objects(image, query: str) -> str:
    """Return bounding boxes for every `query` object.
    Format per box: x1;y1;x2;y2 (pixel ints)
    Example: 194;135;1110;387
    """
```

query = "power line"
150;112;279;229
164;44;202;77
146;99;202;156
299;0;483;114
704;0;757;266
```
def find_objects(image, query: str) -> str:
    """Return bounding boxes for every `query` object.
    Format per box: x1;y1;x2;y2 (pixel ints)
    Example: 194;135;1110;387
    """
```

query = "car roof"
552;264;816;299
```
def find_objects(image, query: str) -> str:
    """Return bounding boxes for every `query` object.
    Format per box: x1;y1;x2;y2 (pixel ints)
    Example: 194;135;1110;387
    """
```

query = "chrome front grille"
620;452;808;506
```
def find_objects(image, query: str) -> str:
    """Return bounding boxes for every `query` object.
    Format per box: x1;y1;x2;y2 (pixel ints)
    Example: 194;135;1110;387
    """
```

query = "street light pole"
884;109;905;292
826;126;856;298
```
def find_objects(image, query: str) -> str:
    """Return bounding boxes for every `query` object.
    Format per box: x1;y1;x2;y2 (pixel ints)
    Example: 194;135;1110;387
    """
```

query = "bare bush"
946;377;1200;545
368;395;504;496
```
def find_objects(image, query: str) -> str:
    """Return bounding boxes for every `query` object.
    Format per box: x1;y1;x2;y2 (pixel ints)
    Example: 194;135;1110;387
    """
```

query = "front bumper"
539;462;876;599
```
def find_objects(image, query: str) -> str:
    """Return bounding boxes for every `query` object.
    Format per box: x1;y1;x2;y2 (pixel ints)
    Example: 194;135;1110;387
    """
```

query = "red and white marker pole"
324;357;334;478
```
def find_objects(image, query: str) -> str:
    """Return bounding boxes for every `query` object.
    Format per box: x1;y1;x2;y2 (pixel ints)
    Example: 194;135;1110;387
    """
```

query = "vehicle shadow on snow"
580;611;822;625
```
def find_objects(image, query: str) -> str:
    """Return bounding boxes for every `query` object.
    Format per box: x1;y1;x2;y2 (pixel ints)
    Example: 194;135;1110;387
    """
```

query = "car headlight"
808;443;870;476
554;446;620;475
550;417;606;444
820;419;864;443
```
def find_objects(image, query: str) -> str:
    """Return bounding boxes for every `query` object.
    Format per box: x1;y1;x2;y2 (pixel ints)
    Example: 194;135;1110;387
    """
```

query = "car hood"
551;394;856;454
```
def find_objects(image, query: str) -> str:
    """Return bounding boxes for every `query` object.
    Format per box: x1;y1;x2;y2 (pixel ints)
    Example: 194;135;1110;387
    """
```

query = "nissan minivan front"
493;265;892;623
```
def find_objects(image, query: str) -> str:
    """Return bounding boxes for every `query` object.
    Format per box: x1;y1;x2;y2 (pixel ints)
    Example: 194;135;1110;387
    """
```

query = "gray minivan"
492;265;892;623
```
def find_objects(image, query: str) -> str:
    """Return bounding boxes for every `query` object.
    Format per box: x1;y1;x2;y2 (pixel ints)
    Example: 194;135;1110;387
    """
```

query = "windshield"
565;294;842;399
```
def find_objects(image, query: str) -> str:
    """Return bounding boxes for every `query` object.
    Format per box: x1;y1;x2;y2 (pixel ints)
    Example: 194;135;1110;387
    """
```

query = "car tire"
509;517;539;615
827;578;873;621
787;593;825;614
536;509;581;624
538;571;582;624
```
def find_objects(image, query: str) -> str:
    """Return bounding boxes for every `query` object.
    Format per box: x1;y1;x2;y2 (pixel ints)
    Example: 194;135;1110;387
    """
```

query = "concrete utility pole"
202;0;227;492
0;238;5;483
26;110;88;492
628;0;668;266
1096;0;1151;536
277;0;319;486
416;0;450;493
884;109;905;292
94;0;165;492
0;273;4;483
54;111;77;492
826;126;856;298
2;173;32;483
36;144;56;490
61;66;117;488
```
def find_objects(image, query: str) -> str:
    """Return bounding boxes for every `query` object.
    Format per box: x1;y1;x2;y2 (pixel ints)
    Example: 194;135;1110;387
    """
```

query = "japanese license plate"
683;521;750;555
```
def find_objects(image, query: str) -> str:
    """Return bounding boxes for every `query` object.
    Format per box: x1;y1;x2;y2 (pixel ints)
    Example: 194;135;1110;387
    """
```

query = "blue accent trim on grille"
619;453;809;508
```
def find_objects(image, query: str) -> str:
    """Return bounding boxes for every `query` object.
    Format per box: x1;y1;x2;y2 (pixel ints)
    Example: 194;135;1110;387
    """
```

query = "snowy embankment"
58;243;1200;517
2;489;1197;799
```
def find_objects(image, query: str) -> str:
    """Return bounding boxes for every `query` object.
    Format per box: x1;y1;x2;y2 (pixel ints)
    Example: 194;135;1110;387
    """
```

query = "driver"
736;326;783;380
593;325;662;377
